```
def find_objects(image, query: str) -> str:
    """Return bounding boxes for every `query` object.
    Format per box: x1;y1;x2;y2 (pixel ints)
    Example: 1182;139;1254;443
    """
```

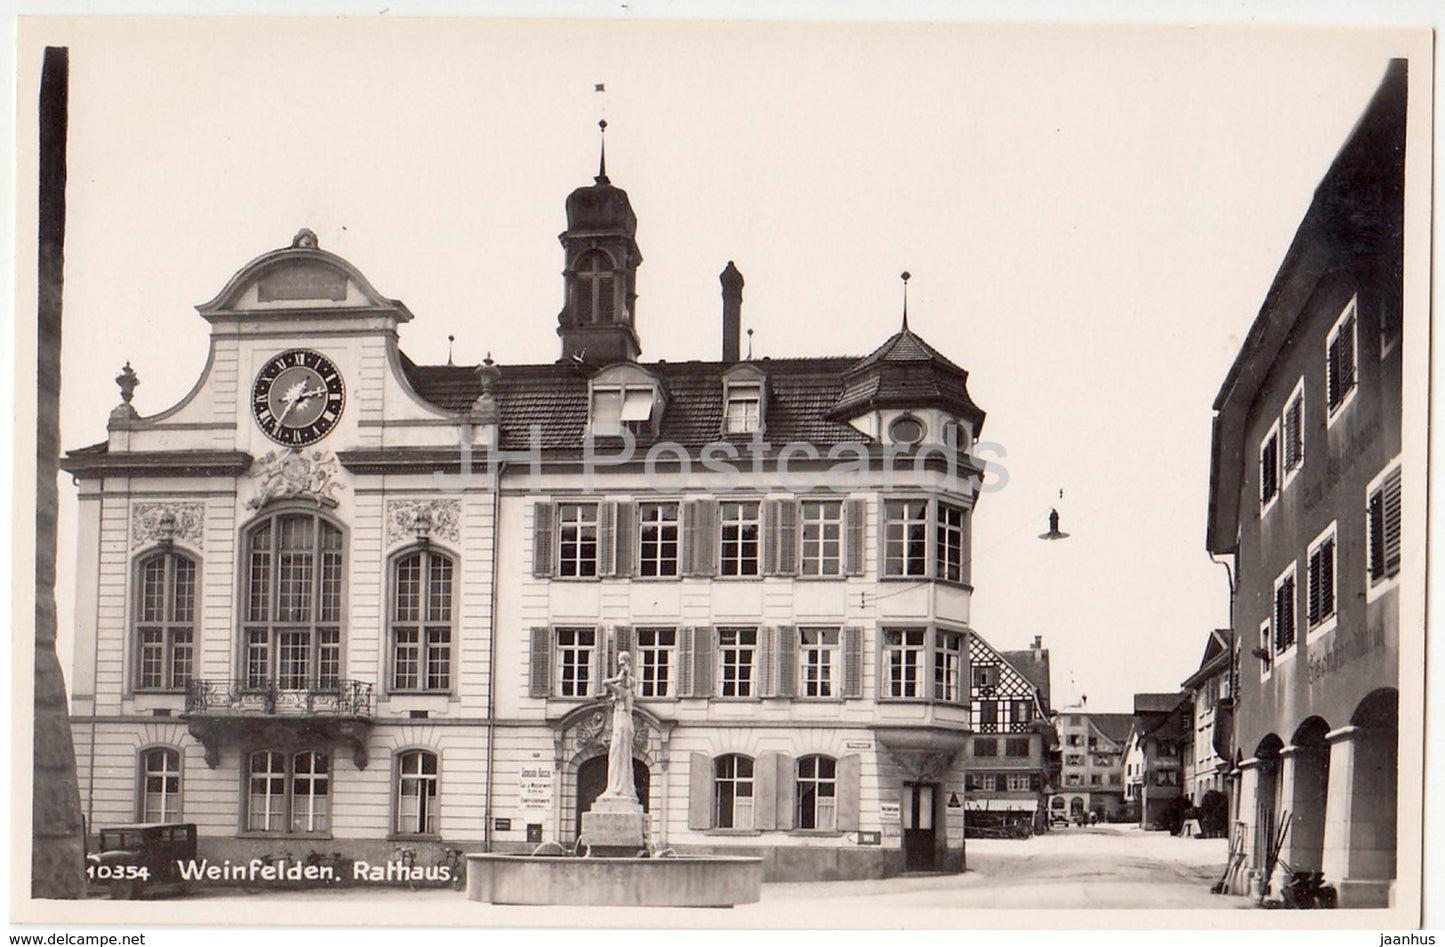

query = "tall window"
799;628;839;698
1260;424;1280;509
1282;381;1305;479
135;551;196;691
724;387;762;434
244;513;344;691
1274;566;1297;654
936;503;967;583
800;501;842;576
883;628;926;698
139;748;182;823
796;756;837;830
638;502;680;577
391;549;453;691
719;502;760;576
713;755;754;829
556;504;599;578
395;749;439;836
718;627;757;697
884;501;928;576
556;627;597;697
246;750;329;834
575;251;616;324
1258;619;1272;677
1327;298;1358;416
934;630;963;702
1307;525;1337;632
1368;465;1402;586
636;627;676;698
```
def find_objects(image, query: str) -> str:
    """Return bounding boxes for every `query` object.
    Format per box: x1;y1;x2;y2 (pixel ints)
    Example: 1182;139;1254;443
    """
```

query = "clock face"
252;349;346;446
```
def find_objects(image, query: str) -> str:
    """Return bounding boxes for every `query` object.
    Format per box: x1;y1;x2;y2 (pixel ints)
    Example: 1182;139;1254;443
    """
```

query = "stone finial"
109;362;140;426
292;228;319;249
471;354;501;423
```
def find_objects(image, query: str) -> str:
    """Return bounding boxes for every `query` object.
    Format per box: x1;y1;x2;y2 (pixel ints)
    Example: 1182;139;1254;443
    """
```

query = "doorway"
575;756;650;839
902;782;938;871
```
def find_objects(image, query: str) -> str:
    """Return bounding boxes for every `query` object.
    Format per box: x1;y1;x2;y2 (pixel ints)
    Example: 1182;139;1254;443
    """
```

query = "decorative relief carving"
384;498;462;546
130;502;204;547
246;449;343;510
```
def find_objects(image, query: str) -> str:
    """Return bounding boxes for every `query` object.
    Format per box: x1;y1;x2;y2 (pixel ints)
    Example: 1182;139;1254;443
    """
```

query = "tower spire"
596;119;609;184
900;271;911;331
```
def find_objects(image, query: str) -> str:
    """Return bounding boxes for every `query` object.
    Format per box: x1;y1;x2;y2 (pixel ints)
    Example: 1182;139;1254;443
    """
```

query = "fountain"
465;654;763;907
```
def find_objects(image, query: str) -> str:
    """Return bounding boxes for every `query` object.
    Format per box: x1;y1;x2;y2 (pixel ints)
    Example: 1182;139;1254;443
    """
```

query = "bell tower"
557;121;642;365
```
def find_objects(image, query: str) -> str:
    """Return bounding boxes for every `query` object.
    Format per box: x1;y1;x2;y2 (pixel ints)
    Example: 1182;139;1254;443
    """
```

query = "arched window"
395;749;439;836
796;755;837;830
134;550;197;691
246;749;330;834
243;512;345;691
575;251;617;324
390;549;454;692
713;754;754;829
138;747;182;823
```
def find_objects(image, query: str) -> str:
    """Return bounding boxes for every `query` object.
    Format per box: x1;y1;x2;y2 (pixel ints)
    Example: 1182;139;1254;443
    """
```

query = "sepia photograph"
9;8;1435;935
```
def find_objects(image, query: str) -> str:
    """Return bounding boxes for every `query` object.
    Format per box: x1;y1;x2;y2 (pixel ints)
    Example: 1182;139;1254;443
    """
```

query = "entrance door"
575;756;650;839
902;782;937;871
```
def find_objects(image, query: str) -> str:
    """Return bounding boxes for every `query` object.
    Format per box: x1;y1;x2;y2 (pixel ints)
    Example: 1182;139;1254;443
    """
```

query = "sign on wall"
879;801;901;837
519;765;555;811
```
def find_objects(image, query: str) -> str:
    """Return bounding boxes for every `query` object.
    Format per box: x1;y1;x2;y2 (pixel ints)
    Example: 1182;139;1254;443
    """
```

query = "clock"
252;349;346;446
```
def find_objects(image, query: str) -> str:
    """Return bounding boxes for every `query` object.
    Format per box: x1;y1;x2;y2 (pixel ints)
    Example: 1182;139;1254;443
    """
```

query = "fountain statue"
578;651;647;856
598;652;637;802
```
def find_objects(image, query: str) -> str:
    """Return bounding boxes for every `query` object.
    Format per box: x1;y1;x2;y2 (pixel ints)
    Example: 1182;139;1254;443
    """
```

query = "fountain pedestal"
579;794;647;856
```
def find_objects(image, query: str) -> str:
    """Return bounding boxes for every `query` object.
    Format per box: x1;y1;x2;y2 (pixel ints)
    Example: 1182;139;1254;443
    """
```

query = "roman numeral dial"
251;349;346;446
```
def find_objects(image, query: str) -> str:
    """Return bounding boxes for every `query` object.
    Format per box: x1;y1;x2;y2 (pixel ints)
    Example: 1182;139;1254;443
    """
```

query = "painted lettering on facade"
1301;414;1380;516
1307;621;1386;685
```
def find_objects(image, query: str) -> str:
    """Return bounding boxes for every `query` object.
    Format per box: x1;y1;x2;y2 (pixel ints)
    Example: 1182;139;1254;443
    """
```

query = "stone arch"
1285;717;1332;873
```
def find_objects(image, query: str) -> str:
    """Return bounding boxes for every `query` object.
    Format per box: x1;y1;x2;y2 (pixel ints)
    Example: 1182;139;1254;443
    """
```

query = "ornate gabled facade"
62;144;998;881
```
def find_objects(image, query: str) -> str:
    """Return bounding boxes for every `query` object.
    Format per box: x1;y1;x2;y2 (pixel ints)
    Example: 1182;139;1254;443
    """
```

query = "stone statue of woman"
598;651;636;801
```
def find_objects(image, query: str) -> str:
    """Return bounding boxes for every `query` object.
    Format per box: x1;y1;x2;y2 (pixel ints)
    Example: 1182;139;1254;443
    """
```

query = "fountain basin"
465;853;763;907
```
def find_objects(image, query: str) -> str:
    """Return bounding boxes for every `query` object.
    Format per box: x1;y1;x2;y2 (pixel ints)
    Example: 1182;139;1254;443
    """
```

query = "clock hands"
275;381;329;425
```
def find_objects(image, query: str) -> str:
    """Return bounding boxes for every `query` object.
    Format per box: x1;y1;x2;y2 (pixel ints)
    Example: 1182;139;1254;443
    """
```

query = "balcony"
182;679;374;770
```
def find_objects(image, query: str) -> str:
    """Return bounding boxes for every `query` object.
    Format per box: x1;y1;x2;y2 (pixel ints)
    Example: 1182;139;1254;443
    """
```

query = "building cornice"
59;449;253;480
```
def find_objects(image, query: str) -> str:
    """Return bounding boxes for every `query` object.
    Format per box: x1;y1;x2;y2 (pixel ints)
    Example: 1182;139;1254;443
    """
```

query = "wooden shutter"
678;626;694;697
613;502;635;577
1321;538;1334;618
760;501;776;575
692;626;714;697
615;625;634;671
776;500;798;575
1384;468;1402;576
836;754;861;831
775;754;796;831
755;753;779;830
597;502;615;577
775;625;797;698
756;626;773;697
679;502;694;575
1340;313;1356;390
528;626;551;698
689;500;718;576
532;503;553;577
842;626;863;698
591;629;606;697
845;498;866;576
687;752;712;830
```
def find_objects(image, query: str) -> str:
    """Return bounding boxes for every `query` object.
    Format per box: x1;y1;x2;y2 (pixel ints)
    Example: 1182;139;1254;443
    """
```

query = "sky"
14;16;1428;714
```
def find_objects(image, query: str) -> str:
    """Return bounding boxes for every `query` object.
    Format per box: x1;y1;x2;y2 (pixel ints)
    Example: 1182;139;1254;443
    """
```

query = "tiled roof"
400;354;874;450
1087;713;1135;745
1133;692;1187;715
1001;649;1052;712
852;325;968;375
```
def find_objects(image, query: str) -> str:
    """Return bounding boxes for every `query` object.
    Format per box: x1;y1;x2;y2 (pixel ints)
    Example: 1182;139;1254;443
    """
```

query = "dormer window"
888;414;926;445
575;250;617;324
588;364;666;437
721;363;768;437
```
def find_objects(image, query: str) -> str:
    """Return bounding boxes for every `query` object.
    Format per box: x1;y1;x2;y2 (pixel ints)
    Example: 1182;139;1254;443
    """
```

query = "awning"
964;800;1038;812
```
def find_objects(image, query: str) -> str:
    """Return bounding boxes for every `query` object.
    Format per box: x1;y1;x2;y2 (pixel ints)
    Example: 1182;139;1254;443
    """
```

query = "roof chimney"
1032;635;1043;659
720;261;744;363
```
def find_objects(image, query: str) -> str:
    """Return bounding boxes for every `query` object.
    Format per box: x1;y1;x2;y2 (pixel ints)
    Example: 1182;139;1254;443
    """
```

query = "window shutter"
687;753;712;830
597;503;615;577
679;502;694;575
529;627;551;698
1384;468;1402;576
775;625;797;698
1341;314;1356;390
1369;489;1387;581
615;625;634;668
678;626;694;697
591;630;606;697
776;500;798;575
760;501;776;576
532;503;554;577
755;753;779;830
843;626;863;698
845;498;866;576
757;626;773;697
689;500;718;576
776;754;796;831
837;754;861;831
614;502;635;577
1307;554;1322;627
692;626;714;697
1321;539;1334;617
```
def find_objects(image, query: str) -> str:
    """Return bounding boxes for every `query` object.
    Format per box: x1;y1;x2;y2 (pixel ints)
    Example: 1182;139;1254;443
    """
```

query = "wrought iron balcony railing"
184;679;373;717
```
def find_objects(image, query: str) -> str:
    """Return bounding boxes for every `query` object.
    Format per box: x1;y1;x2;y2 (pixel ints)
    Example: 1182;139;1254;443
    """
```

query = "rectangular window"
556;627;596;697
713;755;754;829
1006;738;1031;758
1368;465;1402;586
936;503;967;583
556;503;599;578
884;501;929;577
1260;424;1280;509
800;501;843;576
246;750;329;834
1307;525;1337;632
719;502;760;577
934;630;963;702
1282;380;1305;479
391;551;453;692
883;628;926;698
638;502;680;577
395;749;438;836
1006;773;1032;793
724;388;762;434
1258;619;1272;678
1328;298;1358;417
799;628;839;698
1274;566;1297;654
974;738;998;758
636;627;676;698
717;627;757;698
135;553;197;691
140;748;182;823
